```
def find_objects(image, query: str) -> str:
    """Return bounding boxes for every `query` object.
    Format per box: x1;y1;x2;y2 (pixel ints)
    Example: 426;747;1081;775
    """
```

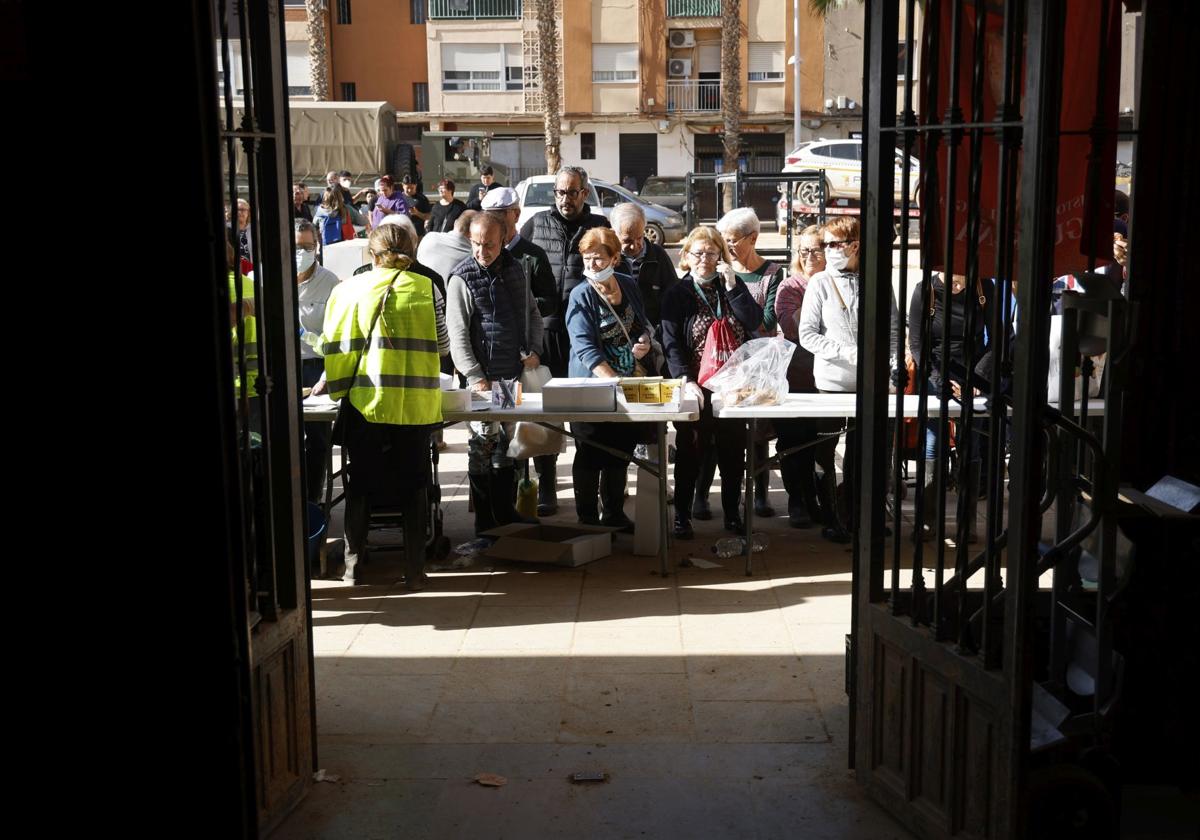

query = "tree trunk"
305;0;329;101
720;0;742;212
535;0;562;173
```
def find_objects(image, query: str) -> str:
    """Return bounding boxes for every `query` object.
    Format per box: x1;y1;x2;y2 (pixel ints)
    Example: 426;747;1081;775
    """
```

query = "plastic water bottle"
711;533;770;558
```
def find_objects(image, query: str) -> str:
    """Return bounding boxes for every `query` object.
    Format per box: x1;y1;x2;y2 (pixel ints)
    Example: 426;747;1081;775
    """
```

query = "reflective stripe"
326;374;441;393
324;336;439;355
244;359;259;372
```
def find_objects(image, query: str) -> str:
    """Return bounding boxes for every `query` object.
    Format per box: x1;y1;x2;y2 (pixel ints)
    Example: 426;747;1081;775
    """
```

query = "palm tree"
305;0;329;101
534;0;562;173
720;0;742;211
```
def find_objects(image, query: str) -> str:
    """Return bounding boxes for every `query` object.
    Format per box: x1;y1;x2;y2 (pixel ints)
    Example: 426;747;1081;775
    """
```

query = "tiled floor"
274;425;916;839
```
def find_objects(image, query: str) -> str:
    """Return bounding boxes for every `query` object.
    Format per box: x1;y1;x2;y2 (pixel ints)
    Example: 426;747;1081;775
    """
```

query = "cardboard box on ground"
480;522;621;567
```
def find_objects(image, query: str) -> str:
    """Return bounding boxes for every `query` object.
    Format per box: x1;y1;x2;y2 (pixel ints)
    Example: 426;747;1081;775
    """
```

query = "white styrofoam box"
322;239;371;280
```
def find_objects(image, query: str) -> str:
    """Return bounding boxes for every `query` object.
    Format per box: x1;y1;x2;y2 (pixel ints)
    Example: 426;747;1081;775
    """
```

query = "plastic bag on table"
703;336;796;408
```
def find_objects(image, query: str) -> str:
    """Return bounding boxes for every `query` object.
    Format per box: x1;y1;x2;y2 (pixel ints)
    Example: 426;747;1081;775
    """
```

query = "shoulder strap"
594;283;636;350
828;273;850;312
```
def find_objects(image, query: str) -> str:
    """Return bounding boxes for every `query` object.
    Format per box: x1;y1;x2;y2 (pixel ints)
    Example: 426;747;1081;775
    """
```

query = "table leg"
657;421;669;578
745;418;755;576
321;442;336;578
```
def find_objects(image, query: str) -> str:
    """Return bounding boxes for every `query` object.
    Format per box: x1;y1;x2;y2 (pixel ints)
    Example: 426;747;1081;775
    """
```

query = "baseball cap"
480;186;520;210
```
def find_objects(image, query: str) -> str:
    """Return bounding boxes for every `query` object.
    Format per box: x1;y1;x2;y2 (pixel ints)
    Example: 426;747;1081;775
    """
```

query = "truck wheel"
393;143;416;180
644;223;665;245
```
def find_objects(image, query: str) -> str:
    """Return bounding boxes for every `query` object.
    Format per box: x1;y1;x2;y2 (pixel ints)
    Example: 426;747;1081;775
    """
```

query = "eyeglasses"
798;248;824;258
553;188;586;198
823;240;851;250
687;250;720;261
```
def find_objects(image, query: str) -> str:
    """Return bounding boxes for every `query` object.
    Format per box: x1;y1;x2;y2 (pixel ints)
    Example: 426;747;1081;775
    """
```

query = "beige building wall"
748;84;785;113
593;0;638;41
425;22;525;115
594;85;641;113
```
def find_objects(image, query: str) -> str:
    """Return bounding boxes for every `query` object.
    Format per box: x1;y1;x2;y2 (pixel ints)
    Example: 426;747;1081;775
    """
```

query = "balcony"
428;0;522;20
667;79;721;112
667;0;720;17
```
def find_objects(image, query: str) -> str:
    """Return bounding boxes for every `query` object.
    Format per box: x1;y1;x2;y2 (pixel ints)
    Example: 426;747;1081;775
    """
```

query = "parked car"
638;176;687;213
781;138;920;207
514;175;687;245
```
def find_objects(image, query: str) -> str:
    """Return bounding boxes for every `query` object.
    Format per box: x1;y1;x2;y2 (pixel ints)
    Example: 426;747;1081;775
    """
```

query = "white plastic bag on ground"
703;337;796;407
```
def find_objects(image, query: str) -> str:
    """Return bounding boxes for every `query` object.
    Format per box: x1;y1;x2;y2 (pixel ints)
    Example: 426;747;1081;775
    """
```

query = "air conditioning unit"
668;58;692;78
669;30;696;49
836;95;848;109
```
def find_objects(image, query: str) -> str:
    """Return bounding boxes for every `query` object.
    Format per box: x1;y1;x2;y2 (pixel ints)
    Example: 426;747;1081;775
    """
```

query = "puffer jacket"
520;204;610;333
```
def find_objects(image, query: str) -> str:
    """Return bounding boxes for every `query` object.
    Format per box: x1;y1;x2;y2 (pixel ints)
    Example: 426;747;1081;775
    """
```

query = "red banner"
919;0;1122;278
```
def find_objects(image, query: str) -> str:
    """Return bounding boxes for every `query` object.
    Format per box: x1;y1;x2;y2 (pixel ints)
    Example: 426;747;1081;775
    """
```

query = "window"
341;82;357;101
413;82;429;112
336;0;352;25
442;43;521;92
827;143;861;160
411;0;427;24
748;42;785;82
592;44;639;83
580;132;596;159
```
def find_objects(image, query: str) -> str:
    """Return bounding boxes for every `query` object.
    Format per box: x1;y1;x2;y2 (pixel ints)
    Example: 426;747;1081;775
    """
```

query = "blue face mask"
296;248;316;274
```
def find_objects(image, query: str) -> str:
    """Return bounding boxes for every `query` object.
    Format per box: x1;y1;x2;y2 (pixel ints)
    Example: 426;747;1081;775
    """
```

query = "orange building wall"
640;0;667;116
562;1;593;116
784;0;824;116
329;2;428;111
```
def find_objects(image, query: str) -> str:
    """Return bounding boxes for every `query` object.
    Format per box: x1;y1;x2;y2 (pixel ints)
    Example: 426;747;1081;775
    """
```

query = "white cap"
480;186;520;210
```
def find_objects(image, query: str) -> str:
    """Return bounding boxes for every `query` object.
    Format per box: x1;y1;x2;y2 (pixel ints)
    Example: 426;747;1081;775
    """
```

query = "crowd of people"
228;159;1131;589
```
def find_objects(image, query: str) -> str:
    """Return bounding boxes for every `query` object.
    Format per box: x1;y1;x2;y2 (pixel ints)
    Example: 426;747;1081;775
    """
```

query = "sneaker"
692;496;713;520
672;516;694;540
601;512;636;534
754;499;776;518
724;516;748;535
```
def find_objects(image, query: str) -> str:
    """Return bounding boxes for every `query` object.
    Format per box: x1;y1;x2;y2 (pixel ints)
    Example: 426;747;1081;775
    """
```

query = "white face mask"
584;265;615;284
824;247;850;273
340;178;352;189
296;248;316;274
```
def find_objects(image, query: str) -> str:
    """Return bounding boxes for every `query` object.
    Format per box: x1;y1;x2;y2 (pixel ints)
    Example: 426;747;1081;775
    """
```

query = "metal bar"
933;0;965;642
953;0;988;654
744;419;755;576
658;422;669;579
1004;2;1065;836
1094;297;1125;722
982;0;1022;670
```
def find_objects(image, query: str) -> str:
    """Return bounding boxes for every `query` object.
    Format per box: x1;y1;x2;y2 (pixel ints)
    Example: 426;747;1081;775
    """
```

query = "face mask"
340;178;351;189
825;247;850;272
584;265;614;284
695;270;717;285
296;248;316;274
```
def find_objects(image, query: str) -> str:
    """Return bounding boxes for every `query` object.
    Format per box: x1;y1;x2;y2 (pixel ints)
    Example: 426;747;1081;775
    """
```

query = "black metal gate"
852;1;1129;837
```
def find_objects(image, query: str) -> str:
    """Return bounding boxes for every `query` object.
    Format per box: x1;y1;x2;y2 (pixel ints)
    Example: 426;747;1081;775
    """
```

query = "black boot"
778;446;814;528
817;470;851;544
469;473;499;536
754;468;775;517
535;455;558;516
913;459;939;543
692;449;716;520
492;467;534;526
600;466;635;533
342;491;371;584
721;470;747;534
572;461;602;526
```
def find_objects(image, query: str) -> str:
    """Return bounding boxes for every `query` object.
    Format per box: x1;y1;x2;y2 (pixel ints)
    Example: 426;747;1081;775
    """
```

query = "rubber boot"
721;468;747;534
817;469;851;544
535;455;558;516
469;473;498;536
913;459;939;543
600;466;635;533
342;491;371;584
692;448;717;520
572;461;602;526
402;487;428;591
778;448;811;528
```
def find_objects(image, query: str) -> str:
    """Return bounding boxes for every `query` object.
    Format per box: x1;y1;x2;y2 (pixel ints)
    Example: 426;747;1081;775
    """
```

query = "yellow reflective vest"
228;272;257;398
321;267;443;426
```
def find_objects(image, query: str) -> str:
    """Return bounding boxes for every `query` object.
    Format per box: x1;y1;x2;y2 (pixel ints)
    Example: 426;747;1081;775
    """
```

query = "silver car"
515;176;687;245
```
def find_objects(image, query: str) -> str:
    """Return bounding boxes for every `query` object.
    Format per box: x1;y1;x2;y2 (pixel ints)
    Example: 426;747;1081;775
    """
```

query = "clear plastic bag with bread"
703;336;797;408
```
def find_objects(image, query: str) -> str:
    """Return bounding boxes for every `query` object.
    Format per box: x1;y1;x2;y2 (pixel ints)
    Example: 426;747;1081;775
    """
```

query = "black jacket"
520;204;610;332
661;275;764;381
908;274;996;391
509;235;558;321
617;237;678;335
429;199;466;234
465;180;502;211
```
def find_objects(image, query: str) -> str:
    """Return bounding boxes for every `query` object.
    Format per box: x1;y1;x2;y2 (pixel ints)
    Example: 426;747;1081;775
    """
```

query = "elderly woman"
772;225;828;529
320;223;445;588
692;207;790;519
566;228;654;531
796;218;864;543
661;226;764;539
313;185;368;245
428;179;467;234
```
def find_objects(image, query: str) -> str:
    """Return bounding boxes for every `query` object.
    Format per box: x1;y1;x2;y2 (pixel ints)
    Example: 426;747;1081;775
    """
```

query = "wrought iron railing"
667;0;719;16
429;0;521;19
666;80;720;112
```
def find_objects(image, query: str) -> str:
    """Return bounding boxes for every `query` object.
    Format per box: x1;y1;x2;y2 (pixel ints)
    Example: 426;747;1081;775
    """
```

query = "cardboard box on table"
542;378;618;412
480;522;619;567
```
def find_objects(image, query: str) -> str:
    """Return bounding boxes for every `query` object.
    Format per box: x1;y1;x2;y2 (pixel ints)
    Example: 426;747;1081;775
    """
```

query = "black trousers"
301;358;331;504
542;328;571;378
673;398;745;522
